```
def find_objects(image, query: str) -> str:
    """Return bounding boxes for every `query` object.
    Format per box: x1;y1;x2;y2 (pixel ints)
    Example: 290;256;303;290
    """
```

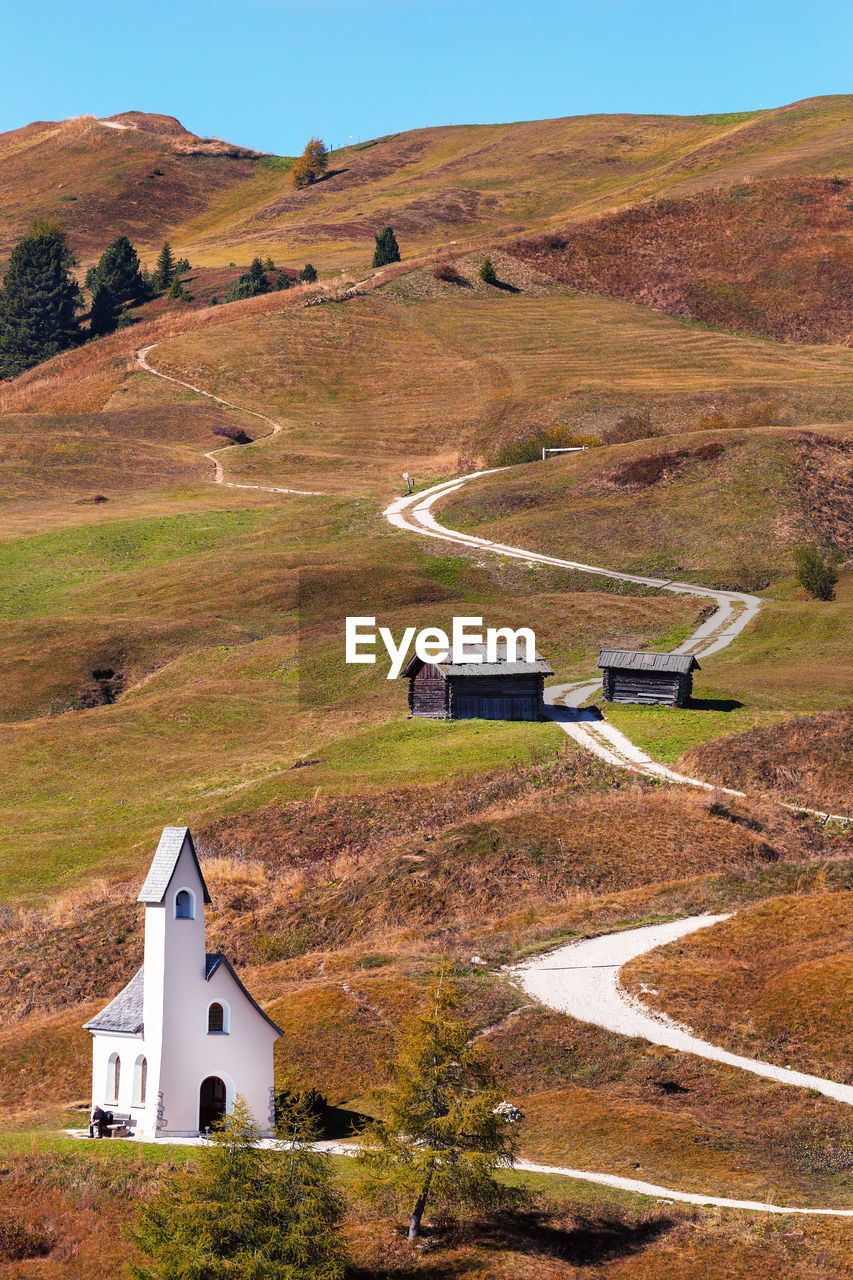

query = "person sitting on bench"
89;1105;109;1138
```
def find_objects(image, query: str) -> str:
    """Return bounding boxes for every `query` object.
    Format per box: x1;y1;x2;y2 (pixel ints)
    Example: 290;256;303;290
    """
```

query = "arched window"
134;1056;147;1106
108;1052;121;1102
207;1001;229;1034
174;888;195;919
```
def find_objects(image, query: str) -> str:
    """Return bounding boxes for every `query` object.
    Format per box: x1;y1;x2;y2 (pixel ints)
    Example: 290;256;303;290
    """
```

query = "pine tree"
372;226;401;268
248;257;269;291
479;256;498;285
129;1094;346;1279
153;241;175;291
92;235;146;306
358;966;521;1241
299;263;318;283
89;282;119;336
0;220;80;376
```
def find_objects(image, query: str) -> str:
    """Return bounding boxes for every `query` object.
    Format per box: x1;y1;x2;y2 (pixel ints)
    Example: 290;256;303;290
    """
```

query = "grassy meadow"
0;107;852;1275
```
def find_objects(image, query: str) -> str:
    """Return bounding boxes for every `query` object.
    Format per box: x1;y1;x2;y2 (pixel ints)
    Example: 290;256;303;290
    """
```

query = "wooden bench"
98;1110;137;1138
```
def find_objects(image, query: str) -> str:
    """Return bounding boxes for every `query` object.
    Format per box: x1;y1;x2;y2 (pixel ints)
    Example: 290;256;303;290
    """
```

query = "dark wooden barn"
598;649;700;708
403;644;553;721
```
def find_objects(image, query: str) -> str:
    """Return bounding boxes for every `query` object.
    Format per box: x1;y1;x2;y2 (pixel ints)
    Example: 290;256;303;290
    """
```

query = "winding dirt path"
133;340;853;1215
516;914;853;1105
136;343;323;496
385;474;850;822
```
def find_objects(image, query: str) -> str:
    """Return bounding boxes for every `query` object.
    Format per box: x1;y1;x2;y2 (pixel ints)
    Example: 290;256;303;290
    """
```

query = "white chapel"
84;826;281;1138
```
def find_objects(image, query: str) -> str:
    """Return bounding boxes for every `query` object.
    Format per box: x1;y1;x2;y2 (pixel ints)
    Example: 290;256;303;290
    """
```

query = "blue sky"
2;0;849;154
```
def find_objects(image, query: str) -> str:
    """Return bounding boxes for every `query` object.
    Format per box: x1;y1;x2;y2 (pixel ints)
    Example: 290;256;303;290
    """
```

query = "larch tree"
129;1094;346;1279
0;220;80;376
291;137;329;188
372;225;401;267
358;965;521;1242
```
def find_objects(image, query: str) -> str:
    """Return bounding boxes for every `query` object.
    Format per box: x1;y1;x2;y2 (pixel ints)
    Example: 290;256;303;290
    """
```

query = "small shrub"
433;261;468;286
357;952;390;969
212;425;253;444
492;427;600;467
794;544;839;601
115;311;139;329
479;256;498;285
274;271;292;291
300;263;318;283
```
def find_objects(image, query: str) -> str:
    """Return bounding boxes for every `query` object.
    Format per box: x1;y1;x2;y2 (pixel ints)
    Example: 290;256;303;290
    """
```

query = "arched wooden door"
199;1075;227;1133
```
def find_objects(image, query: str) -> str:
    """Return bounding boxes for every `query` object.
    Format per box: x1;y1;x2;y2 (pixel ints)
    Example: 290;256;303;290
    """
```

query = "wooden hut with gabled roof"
403;643;553;721
598;649;700;708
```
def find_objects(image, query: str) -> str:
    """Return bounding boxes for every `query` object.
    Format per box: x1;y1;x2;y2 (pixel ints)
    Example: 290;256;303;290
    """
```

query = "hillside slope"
1;95;852;270
0;112;259;260
508;177;853;343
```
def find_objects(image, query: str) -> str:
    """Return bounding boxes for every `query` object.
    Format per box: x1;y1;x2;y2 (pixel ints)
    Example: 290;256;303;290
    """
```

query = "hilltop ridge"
0;95;851;267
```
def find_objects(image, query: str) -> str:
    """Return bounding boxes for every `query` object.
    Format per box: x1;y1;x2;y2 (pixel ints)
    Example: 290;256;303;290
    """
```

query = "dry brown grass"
681;709;853;813
509;178;853;344
623;892;853;1081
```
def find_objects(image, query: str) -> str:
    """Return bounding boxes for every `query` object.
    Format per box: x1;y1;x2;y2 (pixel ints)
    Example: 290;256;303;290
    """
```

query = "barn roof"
598;649;700;674
84;966;145;1036
137;826;211;905
403;642;553;679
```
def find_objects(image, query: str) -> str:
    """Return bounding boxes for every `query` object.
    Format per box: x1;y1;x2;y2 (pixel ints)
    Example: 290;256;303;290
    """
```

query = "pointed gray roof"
598;649;700;675
84;967;144;1035
403;642;553;679
137;827;211;905
205;953;283;1036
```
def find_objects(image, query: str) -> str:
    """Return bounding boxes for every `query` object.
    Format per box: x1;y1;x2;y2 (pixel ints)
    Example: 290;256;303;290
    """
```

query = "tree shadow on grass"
491;280;521;293
688;697;744;713
344;1211;676;1277
320;1104;371;1140
474;1209;677;1266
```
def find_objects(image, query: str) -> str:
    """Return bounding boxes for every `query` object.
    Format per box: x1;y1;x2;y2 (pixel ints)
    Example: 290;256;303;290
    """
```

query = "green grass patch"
603;698;785;763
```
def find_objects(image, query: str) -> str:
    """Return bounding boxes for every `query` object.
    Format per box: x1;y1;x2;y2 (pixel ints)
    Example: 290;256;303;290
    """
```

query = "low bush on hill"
794;543;840;600
433;261;469;286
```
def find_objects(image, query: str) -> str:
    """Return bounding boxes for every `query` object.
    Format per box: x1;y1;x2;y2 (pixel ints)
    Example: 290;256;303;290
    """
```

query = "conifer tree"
89;282;119;336
92;235;146;306
248;256;269;290
0;220;80;376
153;240;175;291
299;262;318;283
479;256;498;285
372;225;401;267
130;1094;346;1279
358;966;521;1241
291;137;329;188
